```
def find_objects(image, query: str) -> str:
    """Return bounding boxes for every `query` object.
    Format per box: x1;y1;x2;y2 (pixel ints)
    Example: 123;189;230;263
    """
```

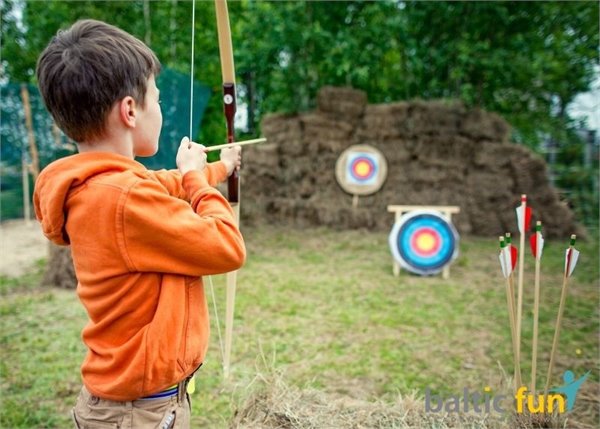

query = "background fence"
0;67;210;221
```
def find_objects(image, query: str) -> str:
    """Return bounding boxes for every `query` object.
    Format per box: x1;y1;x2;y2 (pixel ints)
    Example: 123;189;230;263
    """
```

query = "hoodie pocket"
176;277;206;372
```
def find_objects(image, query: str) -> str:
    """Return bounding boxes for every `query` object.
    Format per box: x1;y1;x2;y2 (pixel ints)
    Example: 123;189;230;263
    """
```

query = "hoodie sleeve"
150;161;229;200
119;170;245;276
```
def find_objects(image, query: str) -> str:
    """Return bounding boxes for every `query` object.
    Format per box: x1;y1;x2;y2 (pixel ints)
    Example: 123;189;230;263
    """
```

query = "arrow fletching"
515;199;532;234
564;235;579;277
510;245;518;271
505;233;518;272
499;237;511;278
529;222;544;259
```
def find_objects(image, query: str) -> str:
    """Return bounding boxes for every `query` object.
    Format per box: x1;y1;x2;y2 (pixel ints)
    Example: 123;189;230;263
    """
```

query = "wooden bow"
215;0;239;379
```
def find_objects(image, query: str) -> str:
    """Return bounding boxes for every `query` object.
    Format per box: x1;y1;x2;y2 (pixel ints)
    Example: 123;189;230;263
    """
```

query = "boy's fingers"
180;137;191;149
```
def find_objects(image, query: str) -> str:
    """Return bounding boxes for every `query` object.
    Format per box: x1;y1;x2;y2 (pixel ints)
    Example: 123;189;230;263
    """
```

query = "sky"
567;74;600;132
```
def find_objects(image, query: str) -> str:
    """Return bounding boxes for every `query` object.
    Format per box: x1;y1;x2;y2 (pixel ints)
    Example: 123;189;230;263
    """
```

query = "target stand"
387;205;460;279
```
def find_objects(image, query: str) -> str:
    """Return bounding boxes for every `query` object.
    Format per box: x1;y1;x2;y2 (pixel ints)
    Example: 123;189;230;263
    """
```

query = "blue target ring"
389;210;459;276
346;152;379;185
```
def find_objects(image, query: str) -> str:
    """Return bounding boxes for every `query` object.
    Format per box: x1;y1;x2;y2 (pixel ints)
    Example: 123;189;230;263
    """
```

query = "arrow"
545;235;579;395
530;221;543;393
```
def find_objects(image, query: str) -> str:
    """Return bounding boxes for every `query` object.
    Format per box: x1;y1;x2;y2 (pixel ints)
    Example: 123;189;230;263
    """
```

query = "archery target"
347;152;378;185
335;145;388;195
389;210;459;276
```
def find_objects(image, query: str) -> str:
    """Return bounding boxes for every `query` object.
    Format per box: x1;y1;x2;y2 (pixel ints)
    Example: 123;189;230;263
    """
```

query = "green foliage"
1;0;598;223
4;1;597;143
0;172;30;221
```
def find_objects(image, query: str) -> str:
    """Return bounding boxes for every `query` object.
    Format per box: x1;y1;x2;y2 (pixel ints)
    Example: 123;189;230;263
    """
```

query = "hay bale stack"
317;86;367;121
244;87;583;238
229;373;567;429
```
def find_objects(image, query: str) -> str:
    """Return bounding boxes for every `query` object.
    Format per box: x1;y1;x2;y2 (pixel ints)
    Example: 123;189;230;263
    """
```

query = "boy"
33;19;245;428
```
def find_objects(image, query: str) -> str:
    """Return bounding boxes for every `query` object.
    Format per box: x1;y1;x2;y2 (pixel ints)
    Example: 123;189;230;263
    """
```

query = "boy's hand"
220;146;242;176
177;137;207;175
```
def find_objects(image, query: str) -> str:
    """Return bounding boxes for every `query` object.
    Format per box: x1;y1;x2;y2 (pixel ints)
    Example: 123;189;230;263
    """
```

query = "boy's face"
134;75;162;157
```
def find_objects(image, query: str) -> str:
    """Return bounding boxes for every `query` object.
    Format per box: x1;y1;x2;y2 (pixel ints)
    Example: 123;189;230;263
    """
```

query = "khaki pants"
71;381;190;429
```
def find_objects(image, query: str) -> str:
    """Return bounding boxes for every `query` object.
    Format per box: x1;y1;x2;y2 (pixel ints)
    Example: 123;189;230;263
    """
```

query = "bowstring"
188;0;195;138
189;0;225;365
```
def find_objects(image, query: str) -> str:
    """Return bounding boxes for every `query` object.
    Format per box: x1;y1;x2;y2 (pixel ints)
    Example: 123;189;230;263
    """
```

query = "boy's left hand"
220;146;242;176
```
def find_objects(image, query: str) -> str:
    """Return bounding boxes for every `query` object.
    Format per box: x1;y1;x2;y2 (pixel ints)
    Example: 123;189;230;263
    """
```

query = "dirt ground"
0;219;47;278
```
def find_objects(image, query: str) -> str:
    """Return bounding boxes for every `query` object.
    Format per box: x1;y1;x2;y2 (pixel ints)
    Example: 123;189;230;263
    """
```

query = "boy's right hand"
177;137;207;175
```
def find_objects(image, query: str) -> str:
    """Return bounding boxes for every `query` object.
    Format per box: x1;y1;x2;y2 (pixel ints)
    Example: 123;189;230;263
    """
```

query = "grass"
0;226;598;428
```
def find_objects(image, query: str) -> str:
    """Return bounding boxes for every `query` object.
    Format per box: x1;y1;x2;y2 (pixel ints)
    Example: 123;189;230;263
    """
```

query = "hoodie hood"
34;152;146;245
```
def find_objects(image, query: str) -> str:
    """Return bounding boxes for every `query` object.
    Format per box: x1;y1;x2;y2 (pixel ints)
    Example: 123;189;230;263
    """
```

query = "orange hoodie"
34;152;245;401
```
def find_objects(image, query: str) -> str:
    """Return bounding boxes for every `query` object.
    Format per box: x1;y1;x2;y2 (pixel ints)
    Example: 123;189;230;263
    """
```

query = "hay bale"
473;144;514;170
405;100;465;137
243;87;584;238
460;108;510;142
230;372;556;429
317;86;368;120
301;113;356;150
262;114;304;156
359;103;410;140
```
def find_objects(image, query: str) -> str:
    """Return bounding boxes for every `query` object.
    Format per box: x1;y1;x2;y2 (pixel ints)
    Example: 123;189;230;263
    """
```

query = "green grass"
0;227;598;428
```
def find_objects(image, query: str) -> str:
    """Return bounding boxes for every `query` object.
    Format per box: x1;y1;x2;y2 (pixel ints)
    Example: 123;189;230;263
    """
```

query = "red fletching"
515;204;533;234
524;207;532;231
510;245;518;271
530;234;537;258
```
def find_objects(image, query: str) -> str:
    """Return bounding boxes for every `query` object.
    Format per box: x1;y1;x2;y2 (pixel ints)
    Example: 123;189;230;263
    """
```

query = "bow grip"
223;83;239;203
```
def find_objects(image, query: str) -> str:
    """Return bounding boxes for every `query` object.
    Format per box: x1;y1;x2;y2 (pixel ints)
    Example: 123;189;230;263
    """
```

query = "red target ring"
410;227;441;257
389;210;459;276
350;156;376;181
335;145;388;196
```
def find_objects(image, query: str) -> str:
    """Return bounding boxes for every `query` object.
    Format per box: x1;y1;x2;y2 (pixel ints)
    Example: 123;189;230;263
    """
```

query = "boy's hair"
36;19;161;143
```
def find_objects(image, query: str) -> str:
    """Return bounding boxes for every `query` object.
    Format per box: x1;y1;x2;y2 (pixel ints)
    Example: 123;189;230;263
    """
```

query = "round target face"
348;153;378;184
389;210;459;276
335;145;388;196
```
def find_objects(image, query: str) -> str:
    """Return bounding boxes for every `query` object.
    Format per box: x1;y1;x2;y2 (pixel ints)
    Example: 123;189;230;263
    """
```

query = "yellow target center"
355;161;371;177
416;233;436;252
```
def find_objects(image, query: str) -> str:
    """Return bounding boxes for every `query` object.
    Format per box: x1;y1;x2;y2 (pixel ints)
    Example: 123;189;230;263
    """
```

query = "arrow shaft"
515;198;526;386
531;245;541;393
205;138;267;152
544;272;570;395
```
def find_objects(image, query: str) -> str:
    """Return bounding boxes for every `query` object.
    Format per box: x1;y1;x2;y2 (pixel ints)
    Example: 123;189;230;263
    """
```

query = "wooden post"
19;84;38;223
21;156;31;223
20;84;40;181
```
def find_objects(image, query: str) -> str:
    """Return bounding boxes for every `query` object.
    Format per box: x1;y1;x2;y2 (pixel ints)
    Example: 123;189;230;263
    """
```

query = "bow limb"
215;0;239;379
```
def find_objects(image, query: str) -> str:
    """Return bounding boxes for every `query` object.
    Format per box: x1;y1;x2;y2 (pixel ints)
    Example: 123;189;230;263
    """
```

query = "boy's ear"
118;96;137;128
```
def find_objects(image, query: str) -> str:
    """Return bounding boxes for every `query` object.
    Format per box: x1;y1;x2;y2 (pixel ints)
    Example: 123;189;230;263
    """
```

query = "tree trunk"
42;243;77;289
143;0;152;46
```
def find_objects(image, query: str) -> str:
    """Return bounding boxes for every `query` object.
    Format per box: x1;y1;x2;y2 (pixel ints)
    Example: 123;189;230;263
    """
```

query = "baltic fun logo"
425;370;590;415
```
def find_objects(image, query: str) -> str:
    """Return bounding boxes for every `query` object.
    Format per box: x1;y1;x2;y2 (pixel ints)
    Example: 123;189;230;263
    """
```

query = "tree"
2;1;598;225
